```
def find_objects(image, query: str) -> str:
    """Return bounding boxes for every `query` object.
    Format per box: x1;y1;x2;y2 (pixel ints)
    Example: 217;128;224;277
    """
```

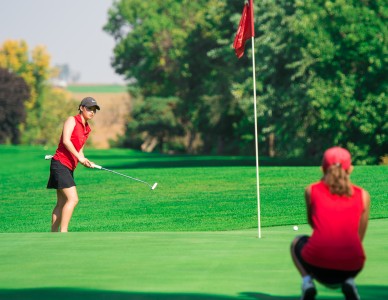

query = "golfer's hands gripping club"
91;163;102;169
79;157;93;168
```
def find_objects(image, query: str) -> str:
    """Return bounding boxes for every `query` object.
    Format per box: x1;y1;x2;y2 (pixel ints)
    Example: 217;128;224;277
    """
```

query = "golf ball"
293;225;299;231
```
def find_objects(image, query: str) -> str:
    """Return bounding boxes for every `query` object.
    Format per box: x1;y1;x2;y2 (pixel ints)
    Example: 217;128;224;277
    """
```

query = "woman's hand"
79;157;92;168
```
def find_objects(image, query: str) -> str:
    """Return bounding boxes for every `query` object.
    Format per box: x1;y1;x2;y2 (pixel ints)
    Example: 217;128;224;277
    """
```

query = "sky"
0;0;125;84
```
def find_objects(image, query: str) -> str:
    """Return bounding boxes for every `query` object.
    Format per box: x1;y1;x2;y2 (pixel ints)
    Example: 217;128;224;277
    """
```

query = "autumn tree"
0;40;77;145
0;40;50;109
0;68;30;143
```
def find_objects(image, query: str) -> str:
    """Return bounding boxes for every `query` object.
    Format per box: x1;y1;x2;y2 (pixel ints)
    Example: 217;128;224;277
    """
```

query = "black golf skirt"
47;159;76;189
293;235;361;285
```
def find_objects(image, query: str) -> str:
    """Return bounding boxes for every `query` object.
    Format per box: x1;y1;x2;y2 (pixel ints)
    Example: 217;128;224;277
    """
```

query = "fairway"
0;145;387;299
0;146;387;233
0;219;387;300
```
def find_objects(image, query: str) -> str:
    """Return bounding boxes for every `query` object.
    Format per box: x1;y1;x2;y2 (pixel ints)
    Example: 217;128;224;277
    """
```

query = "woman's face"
81;105;98;120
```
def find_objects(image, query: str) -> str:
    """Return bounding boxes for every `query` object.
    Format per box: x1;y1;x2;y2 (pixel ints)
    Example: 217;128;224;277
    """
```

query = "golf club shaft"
99;167;152;188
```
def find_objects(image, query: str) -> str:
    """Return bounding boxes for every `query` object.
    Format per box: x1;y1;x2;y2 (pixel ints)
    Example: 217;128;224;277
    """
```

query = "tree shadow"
87;154;318;169
0;285;387;300
244;285;388;299
1;288;234;300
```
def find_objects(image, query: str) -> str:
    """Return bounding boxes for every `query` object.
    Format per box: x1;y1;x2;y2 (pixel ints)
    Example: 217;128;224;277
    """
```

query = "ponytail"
324;165;353;197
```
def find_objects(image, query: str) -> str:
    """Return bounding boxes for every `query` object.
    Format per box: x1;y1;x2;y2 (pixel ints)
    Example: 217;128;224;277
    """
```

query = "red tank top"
53;114;91;171
301;181;365;270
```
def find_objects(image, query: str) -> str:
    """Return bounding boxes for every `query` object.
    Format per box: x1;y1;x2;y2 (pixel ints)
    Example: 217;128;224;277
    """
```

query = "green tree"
255;0;387;163
105;0;256;154
106;0;387;163
21;86;78;145
122;97;184;152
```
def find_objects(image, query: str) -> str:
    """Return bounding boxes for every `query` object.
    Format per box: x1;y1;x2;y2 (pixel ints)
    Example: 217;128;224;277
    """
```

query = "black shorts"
47;159;76;189
293;235;362;286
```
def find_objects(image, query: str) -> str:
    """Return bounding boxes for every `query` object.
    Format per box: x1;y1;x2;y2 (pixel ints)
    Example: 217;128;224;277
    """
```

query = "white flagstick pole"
251;36;261;239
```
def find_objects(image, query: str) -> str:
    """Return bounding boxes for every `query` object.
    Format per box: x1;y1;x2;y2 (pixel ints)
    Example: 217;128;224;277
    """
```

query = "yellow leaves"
159;57;166;67
0;39;52;110
32;45;51;80
0;40;29;72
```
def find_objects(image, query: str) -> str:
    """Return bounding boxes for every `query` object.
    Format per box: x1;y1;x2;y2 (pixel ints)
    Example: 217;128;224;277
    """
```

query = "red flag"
233;0;254;59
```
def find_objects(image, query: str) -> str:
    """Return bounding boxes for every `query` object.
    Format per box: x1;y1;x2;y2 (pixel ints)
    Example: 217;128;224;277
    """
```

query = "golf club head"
151;183;158;190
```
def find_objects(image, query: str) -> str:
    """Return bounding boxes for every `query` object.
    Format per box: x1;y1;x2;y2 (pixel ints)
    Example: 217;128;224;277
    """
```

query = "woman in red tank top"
47;97;100;232
290;147;370;300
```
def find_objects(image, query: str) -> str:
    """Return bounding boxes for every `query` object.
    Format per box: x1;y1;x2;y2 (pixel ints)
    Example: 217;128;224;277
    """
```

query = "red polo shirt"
53;114;91;170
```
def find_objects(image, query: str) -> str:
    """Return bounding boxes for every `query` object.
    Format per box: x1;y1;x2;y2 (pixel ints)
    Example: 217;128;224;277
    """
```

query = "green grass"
66;84;127;93
0;145;387;233
0;145;387;299
0;220;387;299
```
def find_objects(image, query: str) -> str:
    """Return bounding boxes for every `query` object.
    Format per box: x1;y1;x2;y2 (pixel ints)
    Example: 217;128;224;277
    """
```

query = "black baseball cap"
80;97;100;110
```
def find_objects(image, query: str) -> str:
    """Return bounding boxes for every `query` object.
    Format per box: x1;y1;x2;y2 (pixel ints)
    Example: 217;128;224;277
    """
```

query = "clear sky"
0;0;125;84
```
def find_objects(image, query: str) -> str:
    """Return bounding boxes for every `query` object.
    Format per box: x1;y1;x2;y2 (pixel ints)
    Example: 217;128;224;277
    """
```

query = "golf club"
92;164;158;190
44;155;157;190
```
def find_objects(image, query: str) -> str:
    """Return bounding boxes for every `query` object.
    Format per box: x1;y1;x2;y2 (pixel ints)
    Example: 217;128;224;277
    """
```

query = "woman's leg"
59;186;79;232
291;236;316;300
291;236;310;276
51;190;67;232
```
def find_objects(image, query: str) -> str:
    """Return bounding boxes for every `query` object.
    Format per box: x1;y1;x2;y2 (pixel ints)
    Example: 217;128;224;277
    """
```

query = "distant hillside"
68;86;131;149
67;84;127;93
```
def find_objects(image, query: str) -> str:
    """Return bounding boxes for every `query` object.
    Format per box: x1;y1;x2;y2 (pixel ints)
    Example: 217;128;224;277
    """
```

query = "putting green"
0;219;387;299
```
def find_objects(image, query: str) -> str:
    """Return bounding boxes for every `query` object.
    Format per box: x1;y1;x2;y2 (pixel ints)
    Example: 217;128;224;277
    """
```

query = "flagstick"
251;36;261;239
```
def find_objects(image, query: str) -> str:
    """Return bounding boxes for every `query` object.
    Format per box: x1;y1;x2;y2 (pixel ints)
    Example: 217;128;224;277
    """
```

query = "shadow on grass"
0;285;387;300
244;285;388;299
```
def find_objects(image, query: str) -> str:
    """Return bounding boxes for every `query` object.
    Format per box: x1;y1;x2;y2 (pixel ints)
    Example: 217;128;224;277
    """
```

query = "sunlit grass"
0;145;386;232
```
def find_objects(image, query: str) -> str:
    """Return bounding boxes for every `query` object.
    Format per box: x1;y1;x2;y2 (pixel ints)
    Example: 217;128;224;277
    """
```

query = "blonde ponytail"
324;165;353;197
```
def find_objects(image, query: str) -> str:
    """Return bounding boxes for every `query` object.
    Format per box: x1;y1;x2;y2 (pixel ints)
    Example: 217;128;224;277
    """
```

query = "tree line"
1;1;386;164
0;40;77;145
104;0;387;164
